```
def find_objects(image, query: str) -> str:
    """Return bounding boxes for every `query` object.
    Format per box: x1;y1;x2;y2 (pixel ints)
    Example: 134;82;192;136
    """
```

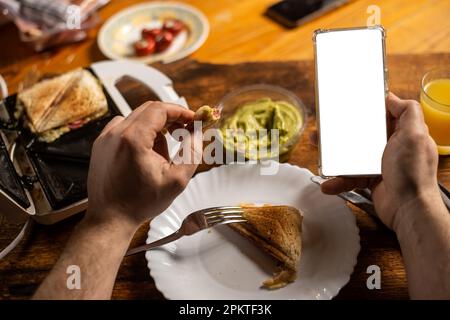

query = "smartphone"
313;26;388;177
265;0;349;28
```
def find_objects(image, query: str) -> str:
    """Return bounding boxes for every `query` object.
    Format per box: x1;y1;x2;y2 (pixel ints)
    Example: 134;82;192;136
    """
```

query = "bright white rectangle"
315;27;387;176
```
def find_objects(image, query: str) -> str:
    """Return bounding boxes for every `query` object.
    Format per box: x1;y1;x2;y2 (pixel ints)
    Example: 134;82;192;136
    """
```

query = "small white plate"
98;2;209;64
146;163;360;300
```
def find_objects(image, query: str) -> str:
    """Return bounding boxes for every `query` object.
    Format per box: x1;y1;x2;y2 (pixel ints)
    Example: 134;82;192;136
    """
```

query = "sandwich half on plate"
17;69;108;142
228;205;303;289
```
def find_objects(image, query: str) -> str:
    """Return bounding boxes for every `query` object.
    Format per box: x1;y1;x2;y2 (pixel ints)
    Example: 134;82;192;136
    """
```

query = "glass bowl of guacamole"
218;84;307;162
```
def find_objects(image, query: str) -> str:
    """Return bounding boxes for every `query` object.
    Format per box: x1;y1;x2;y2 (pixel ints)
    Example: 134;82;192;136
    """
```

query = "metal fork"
125;206;246;256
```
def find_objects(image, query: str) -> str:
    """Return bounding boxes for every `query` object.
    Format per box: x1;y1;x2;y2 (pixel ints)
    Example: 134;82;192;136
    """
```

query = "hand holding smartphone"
313;26;388;177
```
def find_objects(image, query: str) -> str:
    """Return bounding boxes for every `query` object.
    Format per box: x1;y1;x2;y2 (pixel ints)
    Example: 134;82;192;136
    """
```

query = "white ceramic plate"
146;163;360;299
98;2;209;64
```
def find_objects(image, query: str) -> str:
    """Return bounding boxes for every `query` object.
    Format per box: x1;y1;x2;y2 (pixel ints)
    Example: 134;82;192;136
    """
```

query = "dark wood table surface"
1;53;449;300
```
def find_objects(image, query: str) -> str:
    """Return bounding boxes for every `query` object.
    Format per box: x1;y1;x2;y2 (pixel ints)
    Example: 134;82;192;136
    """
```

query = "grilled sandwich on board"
16;68;108;143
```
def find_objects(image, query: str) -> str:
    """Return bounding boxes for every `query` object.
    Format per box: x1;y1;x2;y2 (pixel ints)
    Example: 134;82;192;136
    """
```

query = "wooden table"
1;53;450;300
0;0;449;300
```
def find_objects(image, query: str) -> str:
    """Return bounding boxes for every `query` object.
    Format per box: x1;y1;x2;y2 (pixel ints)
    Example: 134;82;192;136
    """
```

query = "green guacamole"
220;98;303;160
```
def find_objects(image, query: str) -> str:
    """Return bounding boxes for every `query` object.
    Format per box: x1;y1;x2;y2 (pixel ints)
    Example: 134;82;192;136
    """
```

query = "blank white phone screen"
315;28;387;176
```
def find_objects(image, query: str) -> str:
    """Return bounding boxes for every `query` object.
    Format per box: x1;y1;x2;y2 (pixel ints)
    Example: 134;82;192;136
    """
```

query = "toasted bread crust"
228;205;302;289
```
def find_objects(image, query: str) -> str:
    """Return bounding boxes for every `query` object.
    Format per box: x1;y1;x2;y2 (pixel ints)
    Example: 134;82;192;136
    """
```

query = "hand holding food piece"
220;98;303;160
86;102;202;229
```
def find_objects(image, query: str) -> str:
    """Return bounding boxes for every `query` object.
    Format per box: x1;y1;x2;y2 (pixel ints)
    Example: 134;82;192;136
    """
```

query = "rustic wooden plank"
1;53;449;300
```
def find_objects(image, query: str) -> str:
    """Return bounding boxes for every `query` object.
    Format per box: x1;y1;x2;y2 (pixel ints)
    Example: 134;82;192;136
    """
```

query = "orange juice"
420;77;450;155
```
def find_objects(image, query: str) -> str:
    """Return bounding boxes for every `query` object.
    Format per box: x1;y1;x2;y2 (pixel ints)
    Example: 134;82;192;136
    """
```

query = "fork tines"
203;206;247;226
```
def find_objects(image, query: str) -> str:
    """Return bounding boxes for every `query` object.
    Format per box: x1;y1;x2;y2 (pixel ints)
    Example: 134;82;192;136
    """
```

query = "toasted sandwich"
228;205;303;289
17;69;108;142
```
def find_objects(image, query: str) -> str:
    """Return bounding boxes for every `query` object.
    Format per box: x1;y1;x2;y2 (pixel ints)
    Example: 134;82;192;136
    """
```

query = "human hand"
321;92;440;230
85;101;202;230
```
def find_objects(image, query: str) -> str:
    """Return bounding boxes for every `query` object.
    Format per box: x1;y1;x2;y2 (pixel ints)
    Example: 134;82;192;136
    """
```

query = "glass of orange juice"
420;67;450;155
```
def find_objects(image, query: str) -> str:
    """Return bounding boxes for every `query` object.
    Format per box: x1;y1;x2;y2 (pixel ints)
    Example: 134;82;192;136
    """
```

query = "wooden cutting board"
1;53;449;300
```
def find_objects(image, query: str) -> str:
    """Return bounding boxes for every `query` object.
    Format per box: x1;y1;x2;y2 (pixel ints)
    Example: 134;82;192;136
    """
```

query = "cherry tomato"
162;19;185;36
141;27;163;40
134;38;156;56
155;30;174;52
